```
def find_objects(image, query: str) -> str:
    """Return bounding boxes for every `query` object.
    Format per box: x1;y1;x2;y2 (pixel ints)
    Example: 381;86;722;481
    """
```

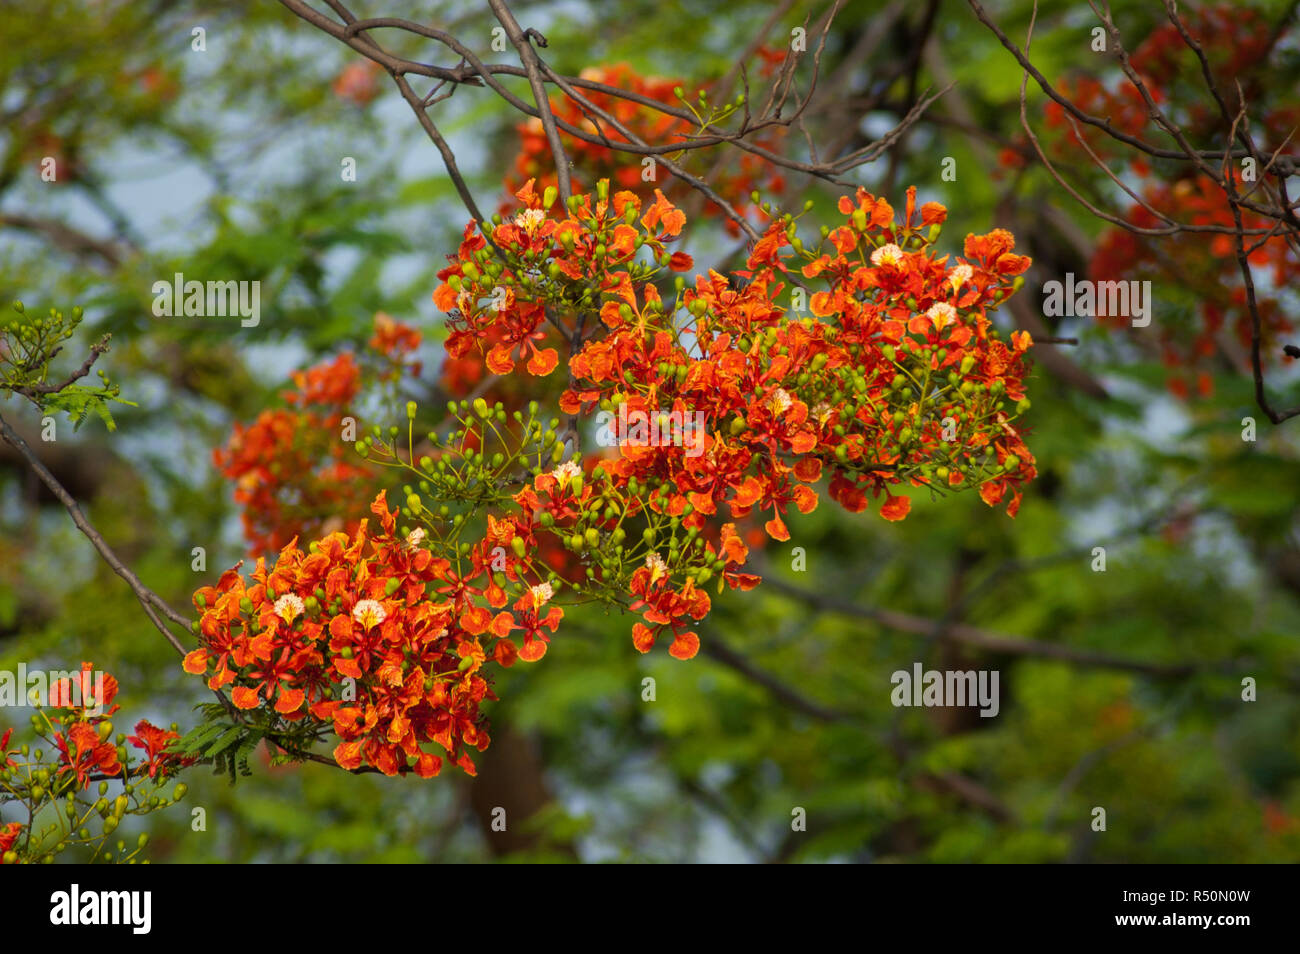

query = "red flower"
128;720;195;779
55;721;121;789
49;663;118;716
0;822;22;862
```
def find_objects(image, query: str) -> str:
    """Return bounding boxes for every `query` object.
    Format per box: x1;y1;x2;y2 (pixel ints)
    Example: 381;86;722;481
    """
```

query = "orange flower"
879;495;911;522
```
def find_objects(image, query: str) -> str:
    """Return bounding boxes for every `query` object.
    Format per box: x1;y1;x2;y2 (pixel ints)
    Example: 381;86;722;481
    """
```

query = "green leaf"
206;724;247;759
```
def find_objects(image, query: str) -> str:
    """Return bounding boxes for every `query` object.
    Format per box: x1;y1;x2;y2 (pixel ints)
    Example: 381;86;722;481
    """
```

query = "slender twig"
750;556;1236;678
0;411;191;654
485;0;572;203
11;335;112;401
702;635;853;722
965;0;1300;174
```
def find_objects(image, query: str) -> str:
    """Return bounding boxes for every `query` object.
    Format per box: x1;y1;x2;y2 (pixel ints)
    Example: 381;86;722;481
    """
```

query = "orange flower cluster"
509;63;785;233
369;311;423;381
1090;171;1295;399
49;668;122;789
508;462;742;660
185;492;561;777
216;315;422;554
435;179;694;381
1038;4;1300;395
41;664;188;788
1044;8;1293;149
207;178;1035;775
0;666;190;864
216;352;372;554
430;178;1036;661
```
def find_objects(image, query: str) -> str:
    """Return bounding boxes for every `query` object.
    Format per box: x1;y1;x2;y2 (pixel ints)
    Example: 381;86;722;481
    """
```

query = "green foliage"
0;301;133;430
1;0;1299;864
172;704;323;786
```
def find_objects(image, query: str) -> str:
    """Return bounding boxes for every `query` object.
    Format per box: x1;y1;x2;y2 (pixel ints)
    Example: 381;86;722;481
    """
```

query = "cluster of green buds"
854;340;1032;492
549;463;729;600
674;84;747;130
1;300;128;429
451;184;669;328
0;716;189;865
358;398;570;544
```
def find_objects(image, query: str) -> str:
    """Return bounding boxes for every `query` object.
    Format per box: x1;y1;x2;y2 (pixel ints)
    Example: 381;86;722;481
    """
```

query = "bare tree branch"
0;411;191;654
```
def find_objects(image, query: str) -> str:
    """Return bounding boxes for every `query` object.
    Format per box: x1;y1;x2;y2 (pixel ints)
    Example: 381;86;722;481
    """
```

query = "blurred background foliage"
1;0;1298;862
